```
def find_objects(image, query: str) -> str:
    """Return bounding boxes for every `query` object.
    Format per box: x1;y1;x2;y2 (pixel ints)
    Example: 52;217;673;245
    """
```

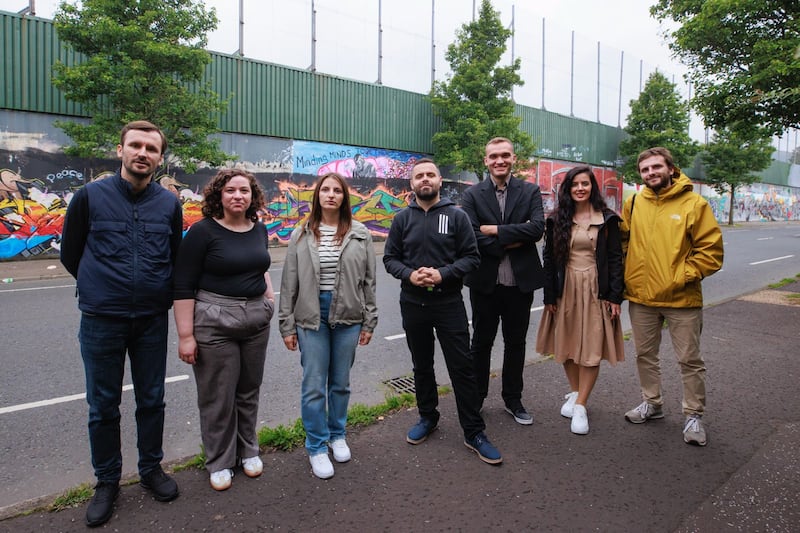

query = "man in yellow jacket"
620;147;724;446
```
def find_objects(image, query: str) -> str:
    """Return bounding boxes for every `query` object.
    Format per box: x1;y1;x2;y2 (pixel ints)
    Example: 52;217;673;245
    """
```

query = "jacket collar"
480;175;520;222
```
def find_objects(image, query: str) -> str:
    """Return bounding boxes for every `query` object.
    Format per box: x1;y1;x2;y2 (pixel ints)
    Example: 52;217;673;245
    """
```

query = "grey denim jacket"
278;220;378;337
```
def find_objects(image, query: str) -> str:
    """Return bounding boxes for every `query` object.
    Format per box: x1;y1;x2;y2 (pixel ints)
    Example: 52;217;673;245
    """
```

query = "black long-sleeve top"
173;217;270;299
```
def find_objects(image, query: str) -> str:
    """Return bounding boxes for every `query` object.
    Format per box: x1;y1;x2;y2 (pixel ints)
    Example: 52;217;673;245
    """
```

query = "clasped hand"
410;267;441;288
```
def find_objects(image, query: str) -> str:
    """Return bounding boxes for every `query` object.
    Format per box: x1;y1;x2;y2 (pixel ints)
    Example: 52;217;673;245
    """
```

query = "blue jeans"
297;291;361;456
79;312;168;482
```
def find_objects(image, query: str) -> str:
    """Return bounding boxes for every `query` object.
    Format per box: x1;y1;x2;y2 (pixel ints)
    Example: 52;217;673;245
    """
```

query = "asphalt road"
0;222;798;511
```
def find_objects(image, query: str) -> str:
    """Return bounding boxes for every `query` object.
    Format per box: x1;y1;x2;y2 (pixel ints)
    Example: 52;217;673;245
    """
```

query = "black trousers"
469;285;534;406
400;298;485;439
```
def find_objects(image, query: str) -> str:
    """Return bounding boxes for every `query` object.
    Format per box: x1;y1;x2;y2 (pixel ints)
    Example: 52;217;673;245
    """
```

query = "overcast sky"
4;0;707;138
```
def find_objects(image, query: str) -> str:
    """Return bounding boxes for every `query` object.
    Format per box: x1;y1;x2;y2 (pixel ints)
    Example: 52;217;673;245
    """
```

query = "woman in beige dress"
536;166;624;435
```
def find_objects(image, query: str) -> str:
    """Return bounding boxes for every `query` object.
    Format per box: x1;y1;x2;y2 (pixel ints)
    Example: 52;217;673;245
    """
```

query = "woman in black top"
173;169;274;491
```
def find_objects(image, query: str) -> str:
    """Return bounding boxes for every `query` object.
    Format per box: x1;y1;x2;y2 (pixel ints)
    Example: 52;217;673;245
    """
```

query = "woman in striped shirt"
279;173;378;479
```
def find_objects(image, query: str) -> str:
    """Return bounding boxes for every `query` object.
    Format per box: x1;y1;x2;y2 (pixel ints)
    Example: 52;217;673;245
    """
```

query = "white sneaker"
242;455;263;478
683;415;707;446
309;453;334;479
571;404;589;435
209;468;233;491
561;391;578;418
329;439;351;463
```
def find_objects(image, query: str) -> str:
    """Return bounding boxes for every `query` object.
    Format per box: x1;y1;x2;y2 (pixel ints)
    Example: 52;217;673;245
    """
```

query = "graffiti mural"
524;160;623;215
0;140;436;259
26;137;799;260
704;183;800;223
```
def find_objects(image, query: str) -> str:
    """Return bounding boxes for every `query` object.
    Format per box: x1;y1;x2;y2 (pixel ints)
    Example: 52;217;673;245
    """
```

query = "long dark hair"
201;168;265;222
551;166;608;265
305;172;352;244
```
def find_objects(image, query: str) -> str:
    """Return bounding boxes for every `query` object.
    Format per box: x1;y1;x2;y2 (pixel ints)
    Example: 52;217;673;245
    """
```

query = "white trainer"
242;455;263;478
561;391;578;418
309;453;334;479
330;439;351;463
571;404;589;435
209;468;233;491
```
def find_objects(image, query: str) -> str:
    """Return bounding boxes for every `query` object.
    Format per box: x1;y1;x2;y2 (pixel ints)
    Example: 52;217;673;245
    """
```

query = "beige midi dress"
535;222;625;366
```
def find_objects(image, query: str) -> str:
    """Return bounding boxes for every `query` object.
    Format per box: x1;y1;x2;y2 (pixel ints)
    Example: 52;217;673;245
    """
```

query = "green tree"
429;0;535;180
652;0;800;137
618;71;698;183
52;0;230;173
700;128;774;226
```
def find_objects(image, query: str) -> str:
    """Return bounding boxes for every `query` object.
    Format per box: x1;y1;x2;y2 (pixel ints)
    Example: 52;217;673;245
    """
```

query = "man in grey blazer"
461;137;545;425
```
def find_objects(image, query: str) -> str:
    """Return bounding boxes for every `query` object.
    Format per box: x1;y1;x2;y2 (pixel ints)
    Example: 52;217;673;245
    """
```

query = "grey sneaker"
683;415;707;446
624;401;664;424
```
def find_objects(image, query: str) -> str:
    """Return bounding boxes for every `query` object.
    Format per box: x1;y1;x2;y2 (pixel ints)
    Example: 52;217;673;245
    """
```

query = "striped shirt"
318;223;341;291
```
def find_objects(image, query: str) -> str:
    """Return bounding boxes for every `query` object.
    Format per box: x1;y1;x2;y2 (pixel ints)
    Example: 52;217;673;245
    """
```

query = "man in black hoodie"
384;158;502;465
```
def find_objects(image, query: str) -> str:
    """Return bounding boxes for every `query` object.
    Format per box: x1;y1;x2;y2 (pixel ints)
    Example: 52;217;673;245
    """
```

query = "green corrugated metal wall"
0;10;622;165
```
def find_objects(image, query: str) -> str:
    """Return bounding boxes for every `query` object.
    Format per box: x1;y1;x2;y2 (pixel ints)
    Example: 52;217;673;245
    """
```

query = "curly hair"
201;168;265;222
550;166;608;266
305;172;352;244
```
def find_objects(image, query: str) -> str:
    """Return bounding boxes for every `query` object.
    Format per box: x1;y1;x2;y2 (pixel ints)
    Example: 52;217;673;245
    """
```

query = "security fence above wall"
0;10;624;167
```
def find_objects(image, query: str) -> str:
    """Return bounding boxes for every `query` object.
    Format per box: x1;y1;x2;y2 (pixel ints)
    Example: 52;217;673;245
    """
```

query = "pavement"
1;250;799;531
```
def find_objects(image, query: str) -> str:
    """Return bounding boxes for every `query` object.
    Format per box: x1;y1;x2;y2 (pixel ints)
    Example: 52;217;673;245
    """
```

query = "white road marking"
0;375;190;415
750;255;795;265
756;237;774;241
0;284;75;293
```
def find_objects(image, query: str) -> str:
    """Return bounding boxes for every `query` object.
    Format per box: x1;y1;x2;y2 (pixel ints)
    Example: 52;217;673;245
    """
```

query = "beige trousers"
628;302;706;416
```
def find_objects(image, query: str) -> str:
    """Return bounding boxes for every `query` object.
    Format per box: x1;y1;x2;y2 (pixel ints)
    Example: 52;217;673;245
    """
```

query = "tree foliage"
52;0;231;172
700;128;774;225
618;71;698;183
652;0;800;137
429;0;535;180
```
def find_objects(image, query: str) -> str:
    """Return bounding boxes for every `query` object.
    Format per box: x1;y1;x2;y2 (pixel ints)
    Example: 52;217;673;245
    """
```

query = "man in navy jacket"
462;137;545;425
61;120;183;527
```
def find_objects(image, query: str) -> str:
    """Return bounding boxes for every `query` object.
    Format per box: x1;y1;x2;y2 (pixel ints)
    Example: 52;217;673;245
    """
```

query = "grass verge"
768;273;800;289
23;386;440;515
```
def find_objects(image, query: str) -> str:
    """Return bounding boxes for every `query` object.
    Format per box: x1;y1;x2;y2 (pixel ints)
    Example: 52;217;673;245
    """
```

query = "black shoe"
85;481;119;527
140;466;179;502
504;404;534;425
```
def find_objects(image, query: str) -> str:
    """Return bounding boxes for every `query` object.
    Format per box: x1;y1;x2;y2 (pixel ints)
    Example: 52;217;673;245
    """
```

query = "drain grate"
383;375;416;395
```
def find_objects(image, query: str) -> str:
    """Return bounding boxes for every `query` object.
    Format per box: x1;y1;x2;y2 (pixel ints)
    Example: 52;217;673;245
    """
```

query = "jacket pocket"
142;223;172;259
89;220;127;258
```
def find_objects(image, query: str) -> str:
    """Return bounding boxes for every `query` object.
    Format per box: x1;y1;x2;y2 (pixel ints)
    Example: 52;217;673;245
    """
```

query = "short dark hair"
120;120;167;154
409;157;440;177
201;168;265;222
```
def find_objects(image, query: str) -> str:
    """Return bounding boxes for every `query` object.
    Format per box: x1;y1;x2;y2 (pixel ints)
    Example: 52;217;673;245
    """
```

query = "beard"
646;175;671;193
124;159;156;181
414;188;439;201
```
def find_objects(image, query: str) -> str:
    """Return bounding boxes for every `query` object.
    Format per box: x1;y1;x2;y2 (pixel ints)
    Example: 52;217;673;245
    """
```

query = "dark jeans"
400;299;484;439
79;312;168;483
470;286;534;406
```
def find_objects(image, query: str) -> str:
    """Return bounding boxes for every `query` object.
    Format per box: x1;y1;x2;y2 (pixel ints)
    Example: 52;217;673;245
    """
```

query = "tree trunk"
728;187;735;226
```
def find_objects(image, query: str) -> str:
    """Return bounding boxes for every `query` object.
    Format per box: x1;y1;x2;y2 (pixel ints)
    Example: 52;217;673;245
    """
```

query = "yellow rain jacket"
620;173;723;308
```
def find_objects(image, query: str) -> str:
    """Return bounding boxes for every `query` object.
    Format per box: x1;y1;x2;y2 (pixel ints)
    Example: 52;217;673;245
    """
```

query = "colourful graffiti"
0;158;624;260
257;181;411;244
705;185;799;223
523;160;623;215
7;137;791;260
293;140;420;179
